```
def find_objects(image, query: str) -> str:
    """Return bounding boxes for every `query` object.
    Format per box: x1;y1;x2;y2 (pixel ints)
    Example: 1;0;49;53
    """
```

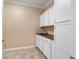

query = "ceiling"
5;0;53;9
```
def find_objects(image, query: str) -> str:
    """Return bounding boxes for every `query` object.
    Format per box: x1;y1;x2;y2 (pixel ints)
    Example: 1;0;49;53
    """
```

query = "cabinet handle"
55;20;72;24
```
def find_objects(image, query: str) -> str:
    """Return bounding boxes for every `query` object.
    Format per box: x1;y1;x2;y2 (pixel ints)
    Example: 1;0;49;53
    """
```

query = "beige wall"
4;2;43;49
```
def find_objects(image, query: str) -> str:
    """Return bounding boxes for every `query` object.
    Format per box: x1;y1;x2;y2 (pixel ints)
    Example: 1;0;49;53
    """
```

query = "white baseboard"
4;45;36;51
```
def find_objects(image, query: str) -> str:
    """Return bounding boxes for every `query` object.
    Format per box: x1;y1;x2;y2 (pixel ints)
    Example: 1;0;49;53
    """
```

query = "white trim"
44;0;54;9
4;45;36;51
5;0;44;9
5;0;54;9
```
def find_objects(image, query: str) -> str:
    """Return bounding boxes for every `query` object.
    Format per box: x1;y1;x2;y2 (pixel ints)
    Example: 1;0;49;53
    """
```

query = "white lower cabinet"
36;35;43;51
36;35;40;48
39;37;43;51
43;37;52;59
55;47;70;59
36;35;52;59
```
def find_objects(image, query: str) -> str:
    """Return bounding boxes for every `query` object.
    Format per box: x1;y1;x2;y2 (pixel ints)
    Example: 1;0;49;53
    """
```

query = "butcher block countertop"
36;33;54;40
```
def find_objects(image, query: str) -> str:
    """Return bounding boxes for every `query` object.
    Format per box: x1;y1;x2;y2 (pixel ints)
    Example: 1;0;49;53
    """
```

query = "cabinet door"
54;21;72;53
36;35;40;48
55;47;70;59
43;10;49;26
48;6;54;26
43;38;52;59
39;36;43;51
36;35;43;51
40;14;44;27
54;0;72;22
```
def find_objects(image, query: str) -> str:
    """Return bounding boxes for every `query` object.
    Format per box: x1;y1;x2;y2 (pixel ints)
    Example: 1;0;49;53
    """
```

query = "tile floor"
3;47;47;59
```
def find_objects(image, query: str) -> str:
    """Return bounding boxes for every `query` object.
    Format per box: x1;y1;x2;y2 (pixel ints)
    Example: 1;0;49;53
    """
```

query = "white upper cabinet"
40;10;49;27
48;6;55;26
54;0;72;22
40;14;44;27
43;10;49;26
40;5;54;27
